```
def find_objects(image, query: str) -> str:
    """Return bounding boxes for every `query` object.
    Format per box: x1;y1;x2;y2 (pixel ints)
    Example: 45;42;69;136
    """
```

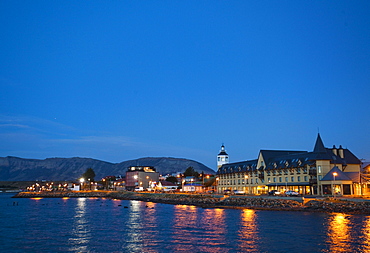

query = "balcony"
309;169;317;176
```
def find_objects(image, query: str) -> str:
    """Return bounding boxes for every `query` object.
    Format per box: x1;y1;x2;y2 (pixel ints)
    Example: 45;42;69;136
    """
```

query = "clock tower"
217;144;229;169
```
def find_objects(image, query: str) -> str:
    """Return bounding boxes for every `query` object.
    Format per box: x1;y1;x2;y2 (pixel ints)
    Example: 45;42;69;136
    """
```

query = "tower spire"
313;133;326;153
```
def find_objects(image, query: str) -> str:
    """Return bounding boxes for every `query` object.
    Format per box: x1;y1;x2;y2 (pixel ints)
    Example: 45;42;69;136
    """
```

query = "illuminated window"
318;166;322;173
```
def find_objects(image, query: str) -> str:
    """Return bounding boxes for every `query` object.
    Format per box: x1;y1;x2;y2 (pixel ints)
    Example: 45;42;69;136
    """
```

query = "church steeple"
217;144;229;169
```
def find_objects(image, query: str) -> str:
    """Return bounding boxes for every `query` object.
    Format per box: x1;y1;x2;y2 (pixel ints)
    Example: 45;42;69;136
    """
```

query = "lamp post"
133;175;138;190
215;177;219;193
333;172;338;197
79;178;85;191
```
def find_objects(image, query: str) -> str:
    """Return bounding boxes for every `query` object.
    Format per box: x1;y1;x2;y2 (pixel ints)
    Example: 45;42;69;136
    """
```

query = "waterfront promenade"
12;191;370;214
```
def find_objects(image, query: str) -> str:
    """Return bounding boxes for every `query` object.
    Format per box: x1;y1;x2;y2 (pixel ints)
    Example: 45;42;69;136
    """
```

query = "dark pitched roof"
342;149;362;165
321;166;352;181
160;181;177;186
345;172;360;183
260;150;307;164
311;134;333;160
217;159;258;174
313;133;326;153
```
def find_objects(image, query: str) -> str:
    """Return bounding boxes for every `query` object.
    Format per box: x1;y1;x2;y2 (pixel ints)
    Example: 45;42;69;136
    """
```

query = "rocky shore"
12;191;370;214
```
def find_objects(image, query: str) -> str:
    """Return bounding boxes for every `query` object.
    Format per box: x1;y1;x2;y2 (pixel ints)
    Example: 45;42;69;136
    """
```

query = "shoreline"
12;191;370;214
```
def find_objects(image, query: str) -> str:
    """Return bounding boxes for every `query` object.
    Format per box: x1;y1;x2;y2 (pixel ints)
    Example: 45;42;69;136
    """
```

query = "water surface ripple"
1;193;370;252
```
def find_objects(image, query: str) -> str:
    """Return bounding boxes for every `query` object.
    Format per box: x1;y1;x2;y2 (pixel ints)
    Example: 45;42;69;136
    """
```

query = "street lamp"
79;178;85;191
215;177;219;193
333;172;338;197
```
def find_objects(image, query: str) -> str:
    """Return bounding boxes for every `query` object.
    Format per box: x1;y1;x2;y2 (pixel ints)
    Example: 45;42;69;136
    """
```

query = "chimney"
338;145;344;158
332;145;337;156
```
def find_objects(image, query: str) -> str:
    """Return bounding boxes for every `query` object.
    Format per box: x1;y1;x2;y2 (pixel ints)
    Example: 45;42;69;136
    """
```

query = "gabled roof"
321;166;352;181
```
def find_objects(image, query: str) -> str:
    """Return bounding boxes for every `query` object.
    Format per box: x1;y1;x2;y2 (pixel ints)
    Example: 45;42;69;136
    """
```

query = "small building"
157;181;178;192
125;166;159;191
183;183;203;192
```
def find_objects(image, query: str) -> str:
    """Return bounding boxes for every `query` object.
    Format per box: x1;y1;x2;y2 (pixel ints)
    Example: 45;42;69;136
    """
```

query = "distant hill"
0;156;215;181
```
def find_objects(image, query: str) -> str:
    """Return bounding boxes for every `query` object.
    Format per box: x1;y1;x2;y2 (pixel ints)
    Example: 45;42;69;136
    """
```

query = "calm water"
2;193;370;252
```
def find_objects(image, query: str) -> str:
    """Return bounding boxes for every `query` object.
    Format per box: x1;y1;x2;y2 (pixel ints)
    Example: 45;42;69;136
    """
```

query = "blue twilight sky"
0;1;369;170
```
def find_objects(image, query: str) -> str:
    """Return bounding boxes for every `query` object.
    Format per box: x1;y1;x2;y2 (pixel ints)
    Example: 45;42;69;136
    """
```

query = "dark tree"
82;168;96;181
166;176;178;184
183;167;199;178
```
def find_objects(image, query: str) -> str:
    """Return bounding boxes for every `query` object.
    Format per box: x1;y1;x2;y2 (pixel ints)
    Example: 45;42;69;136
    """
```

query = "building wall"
345;164;361;172
217;164;315;195
126;171;159;190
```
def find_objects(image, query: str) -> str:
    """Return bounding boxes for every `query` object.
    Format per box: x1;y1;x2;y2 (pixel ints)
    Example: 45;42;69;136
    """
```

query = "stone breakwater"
12;191;370;214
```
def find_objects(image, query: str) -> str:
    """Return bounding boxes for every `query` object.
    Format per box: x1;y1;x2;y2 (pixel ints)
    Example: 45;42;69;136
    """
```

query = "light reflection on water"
125;200;143;252
362;216;370;252
171;206;228;252
3;193;370;252
238;209;259;252
326;213;351;252
69;197;91;252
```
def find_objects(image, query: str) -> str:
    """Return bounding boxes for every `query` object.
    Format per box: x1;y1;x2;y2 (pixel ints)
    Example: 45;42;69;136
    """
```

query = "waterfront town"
22;134;369;197
12;134;370;214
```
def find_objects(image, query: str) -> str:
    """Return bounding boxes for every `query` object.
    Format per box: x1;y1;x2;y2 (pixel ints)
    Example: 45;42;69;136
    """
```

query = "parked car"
224;189;232;195
268;190;281;196
233;190;245;195
285;190;299;196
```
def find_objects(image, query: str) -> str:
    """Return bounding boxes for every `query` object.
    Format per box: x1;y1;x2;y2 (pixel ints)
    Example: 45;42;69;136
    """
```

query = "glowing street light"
333;172;338;197
79;178;85;191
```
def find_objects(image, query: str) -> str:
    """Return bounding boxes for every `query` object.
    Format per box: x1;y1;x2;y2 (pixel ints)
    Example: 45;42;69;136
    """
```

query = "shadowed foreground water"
2;193;370;252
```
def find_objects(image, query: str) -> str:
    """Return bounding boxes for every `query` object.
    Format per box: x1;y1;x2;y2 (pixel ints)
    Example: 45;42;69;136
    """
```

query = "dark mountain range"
0;156;215;181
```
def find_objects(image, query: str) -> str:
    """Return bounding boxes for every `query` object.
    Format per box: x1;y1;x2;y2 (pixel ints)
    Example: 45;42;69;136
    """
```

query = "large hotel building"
216;134;363;196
